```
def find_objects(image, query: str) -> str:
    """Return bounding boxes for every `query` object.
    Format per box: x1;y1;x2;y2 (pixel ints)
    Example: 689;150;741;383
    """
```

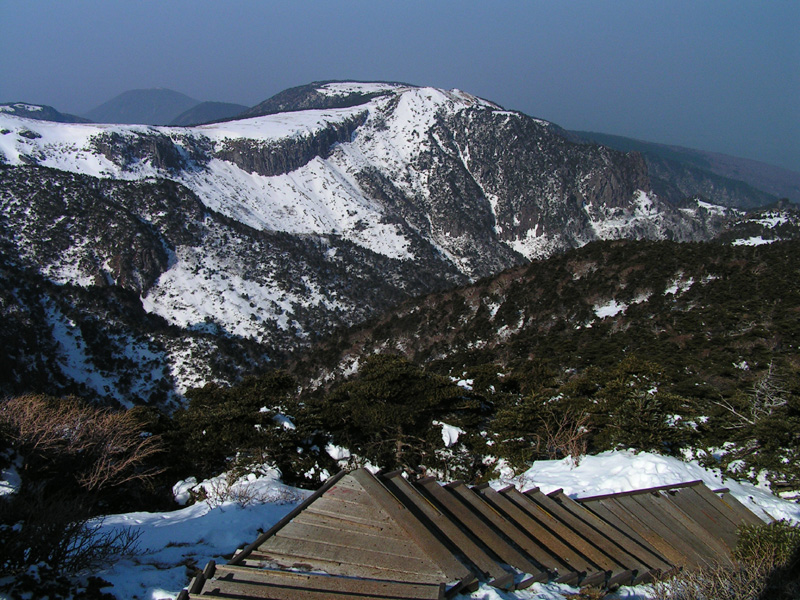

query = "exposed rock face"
570;130;797;206
215;112;368;177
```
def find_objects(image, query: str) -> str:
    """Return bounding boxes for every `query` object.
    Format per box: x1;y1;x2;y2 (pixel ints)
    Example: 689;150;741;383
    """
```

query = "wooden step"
210;564;444;599
501;487;609;587
477;486;583;584
379;470;511;589
417;477;546;587
522;488;634;587
547;489;672;582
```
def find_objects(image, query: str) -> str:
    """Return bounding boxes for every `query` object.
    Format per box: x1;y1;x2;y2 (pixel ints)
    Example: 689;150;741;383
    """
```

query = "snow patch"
593;299;627;318
433;421;465;447
732;236;777;246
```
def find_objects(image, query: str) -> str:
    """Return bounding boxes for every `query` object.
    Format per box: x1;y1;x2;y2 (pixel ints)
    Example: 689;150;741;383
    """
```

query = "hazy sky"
2;1;798;172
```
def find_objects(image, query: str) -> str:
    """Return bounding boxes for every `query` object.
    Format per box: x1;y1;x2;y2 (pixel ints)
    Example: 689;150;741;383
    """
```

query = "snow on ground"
64;450;799;600
433;420;465;447
732;235;777;246
493;450;800;524
91;469;308;600
593;299;627;318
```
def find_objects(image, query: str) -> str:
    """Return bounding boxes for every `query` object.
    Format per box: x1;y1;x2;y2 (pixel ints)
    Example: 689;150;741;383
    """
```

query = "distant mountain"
0;102;89;123
571;131;800;207
168;101;249;126
83;88;200;125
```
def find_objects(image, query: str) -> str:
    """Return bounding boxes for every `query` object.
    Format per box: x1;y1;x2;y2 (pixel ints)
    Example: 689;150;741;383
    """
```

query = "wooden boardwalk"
181;469;765;599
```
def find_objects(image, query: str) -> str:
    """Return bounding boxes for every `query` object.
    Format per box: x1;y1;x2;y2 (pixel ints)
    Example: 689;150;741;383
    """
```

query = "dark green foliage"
705;362;800;494
312;354;487;477
169;371;336;487
288;239;800;493
735;520;800;567
559;356;694;454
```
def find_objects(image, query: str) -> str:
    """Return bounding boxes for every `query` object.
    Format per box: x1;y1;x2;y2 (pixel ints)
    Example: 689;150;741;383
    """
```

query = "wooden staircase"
180;468;764;599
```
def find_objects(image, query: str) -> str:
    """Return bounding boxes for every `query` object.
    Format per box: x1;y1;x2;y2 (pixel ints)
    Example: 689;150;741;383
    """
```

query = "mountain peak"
238;80;503;122
83;88;200;125
238;80;407;119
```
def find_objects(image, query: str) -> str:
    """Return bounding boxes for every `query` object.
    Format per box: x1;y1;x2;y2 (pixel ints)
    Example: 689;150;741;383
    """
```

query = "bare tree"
712;360;788;429
0;394;163;492
534;406;591;465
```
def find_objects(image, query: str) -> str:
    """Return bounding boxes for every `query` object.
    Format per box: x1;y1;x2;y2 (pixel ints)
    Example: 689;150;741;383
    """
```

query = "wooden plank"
349;469;474;586
583;497;695;569
614;494;711;568
524;488;636;585
503;489;606;587
305;504;392;527
309;495;394;523
717;490;767;526
245;549;442;584
379;471;509;588
690;485;752;529
325;485;378;506
228;470;347;566
505;488;615;583
665;488;738;550
638;491;733;565
213;565;444;599
478;486;583;582
447;483;558;581
417;478;544;582
549;490;672;581
292;510;409;540
275;522;426;559
577;480;704;502
193;576;443;600
623;494;724;567
258;535;444;577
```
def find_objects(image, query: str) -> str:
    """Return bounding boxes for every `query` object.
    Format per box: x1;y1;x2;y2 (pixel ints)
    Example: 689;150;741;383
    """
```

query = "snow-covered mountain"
0;82;732;406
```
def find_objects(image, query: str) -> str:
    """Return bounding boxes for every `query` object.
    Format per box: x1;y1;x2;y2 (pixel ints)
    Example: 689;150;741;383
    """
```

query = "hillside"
295;236;800;390
276;235;800;498
0;81;738;406
572;130;800;206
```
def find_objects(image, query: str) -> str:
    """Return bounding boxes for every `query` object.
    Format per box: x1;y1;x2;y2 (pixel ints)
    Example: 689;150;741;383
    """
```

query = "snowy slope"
0;82;717;273
1;85;472;261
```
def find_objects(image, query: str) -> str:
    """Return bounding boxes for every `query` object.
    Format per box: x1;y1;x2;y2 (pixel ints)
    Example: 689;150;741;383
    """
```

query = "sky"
1;1;798;172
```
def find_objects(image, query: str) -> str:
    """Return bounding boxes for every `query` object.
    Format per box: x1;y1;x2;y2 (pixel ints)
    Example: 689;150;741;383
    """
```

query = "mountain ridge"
571;130;800;205
0;102;90;124
0;80;768;407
